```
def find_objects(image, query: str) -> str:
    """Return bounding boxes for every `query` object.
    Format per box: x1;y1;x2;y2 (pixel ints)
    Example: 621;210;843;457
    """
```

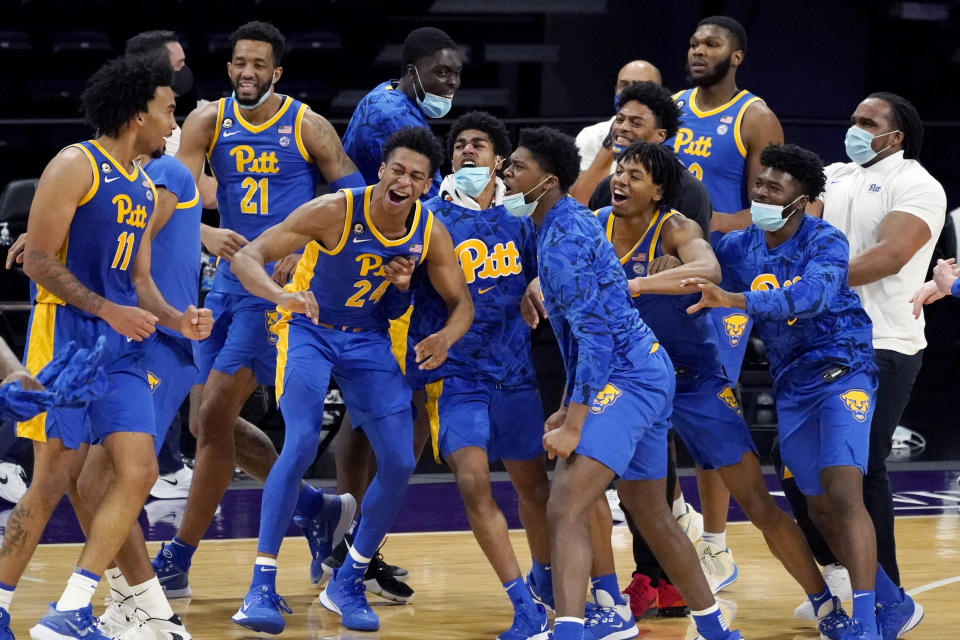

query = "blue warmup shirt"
410;195;538;385
143;154;202;339
715;215;876;389
537;196;659;405
342;81;441;199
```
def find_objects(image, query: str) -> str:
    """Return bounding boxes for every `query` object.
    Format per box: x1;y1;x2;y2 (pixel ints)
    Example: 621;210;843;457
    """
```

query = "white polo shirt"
822;151;946;355
575;116;615;171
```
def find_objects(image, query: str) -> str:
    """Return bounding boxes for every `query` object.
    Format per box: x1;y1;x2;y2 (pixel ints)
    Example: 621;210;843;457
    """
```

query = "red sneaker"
622;572;658;619
657;581;690;618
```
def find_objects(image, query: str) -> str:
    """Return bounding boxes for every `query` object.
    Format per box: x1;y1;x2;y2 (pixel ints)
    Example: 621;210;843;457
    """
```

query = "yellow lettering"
455;239;487;285
750;273;781;291
230;145;254;173
112;194;146;229
113;194;131;224
688;162;704;181
455;239;523;284
356;253;384;277
230;145;280;175
673;128;693;153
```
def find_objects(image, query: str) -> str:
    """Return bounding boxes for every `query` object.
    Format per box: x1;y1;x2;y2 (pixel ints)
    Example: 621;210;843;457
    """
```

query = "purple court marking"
3;468;958;545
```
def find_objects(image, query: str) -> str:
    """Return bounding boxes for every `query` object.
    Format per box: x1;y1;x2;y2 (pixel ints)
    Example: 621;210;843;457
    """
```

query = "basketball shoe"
657;581;690;617
795;563;853;620
0;608;13;640
29;603;109;640
151;542;191;599
295;492;356;585
818;601;877;640
96;593;137;637
676;502;704;543
319;573;379;631
498;601;550;640
321;538;413;602
876;589;923;640
526;569;554;613
115;610;192;640
621;573;657;619
148;465;192;500
697;541;738;593
231;584;292;634
583;588;638;640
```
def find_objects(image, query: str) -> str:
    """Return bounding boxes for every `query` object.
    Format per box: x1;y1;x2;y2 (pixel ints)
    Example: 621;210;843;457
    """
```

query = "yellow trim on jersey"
233;95;294;134
89;139;139;181
317;189;352;256
293;102;312;163
363;186;423;246
388;306;412;372
34;236;69;305
671;90;684;100
425;378;444;463
608;210;662;265
275;237;323;396
648;210;678;257
274;312;291;400
71;144;100;206
687;88;750;119
17;303;57;442
733;96;762;158
420;211;435;261
176;184;200;209
207;98;226;157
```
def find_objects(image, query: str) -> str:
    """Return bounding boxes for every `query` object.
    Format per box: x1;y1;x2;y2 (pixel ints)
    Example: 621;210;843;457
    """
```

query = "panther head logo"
265;310;280;345
722;313;749;346
716;386;743;416
590;383;623;415
147;371;161;393
840;389;871;422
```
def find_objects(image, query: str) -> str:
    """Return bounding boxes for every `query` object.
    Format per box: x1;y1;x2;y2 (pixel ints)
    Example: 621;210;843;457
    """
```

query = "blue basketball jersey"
715;215;876;390
284;186;434;332
35;140;156;314
410;196;537;386
206;95;319;293
668;88;763;218
143;154;202;339
596;206;721;378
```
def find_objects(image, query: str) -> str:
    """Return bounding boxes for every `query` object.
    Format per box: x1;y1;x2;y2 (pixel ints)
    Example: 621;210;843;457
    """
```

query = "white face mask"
502;176;551;217
750;195;804;231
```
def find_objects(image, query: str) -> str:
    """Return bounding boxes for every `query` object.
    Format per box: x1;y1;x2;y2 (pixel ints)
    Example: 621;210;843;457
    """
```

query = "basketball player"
151;21;365;597
684;143;922;640
0;54;212;640
595;140;861;638
504;126;740;640
668;15;784;591
410;111;551;639
228;127;472;633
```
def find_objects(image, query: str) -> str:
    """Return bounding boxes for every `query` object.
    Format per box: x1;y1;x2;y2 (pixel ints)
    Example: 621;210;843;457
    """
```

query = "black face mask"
171;64;194;97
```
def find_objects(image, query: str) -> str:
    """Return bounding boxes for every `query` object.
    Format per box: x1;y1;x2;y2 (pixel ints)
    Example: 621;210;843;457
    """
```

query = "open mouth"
461;158;477;167
613;134;632;147
611;188;629;205
387;189;409;204
238;80;258;92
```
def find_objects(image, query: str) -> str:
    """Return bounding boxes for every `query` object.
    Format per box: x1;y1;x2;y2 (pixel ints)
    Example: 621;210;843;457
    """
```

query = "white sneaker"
149;465;193;500
114;609;192;640
604;489;625;523
0;462;28;504
676;502;704;543
697;541;739;593
96;593;137;637
793;562;852;621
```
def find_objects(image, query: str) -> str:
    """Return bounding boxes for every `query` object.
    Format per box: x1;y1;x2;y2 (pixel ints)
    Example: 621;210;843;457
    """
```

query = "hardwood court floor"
9;515;959;639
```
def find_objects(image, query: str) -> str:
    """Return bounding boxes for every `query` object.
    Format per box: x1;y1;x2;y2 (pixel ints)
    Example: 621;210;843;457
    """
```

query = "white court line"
907;575;960;596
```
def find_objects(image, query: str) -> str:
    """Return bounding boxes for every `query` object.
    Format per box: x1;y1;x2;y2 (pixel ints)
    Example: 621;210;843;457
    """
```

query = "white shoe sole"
160;584;192;599
364;577;414;603
898;601;924;637
318;587;341;615
592;627;639;640
29;624;76;640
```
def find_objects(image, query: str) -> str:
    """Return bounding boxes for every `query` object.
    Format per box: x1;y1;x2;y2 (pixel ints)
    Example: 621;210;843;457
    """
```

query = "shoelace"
585;605;617;628
251;588;293;615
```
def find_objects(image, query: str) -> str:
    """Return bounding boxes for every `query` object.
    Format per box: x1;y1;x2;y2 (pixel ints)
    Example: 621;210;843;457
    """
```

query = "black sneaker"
364;552;414;603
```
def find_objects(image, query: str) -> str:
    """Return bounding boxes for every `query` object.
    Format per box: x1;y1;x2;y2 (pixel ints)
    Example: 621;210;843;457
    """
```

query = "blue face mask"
413;67;452;118
750;196;803;231
503;176;551;217
232;86;272;110
844;125;900;165
454;166;493;198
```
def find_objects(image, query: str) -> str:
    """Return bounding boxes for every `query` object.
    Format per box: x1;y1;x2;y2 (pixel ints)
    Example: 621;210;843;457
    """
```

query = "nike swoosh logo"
104;176;121;183
351;563;365;570
478;286;495;294
260;567;276;572
352;237;372;244
787;317;798;325
126;337;133;342
222;130;240;137
160;478;178;485
853;593;868;598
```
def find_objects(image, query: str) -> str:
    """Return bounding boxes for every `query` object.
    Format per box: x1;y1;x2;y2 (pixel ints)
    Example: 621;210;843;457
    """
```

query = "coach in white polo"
820;91;946;587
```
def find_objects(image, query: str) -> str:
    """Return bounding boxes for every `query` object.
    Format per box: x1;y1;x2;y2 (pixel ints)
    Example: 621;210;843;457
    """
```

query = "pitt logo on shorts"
717;386;743;416
265;310;281;346
590;383;622;415
840;389;871;422
722;313;749;347
147;371;161;393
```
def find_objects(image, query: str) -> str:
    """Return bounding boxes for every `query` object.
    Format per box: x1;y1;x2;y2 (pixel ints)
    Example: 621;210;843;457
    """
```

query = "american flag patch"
278;125;292;134
631;253;647;262
409;244;423;254
720;116;733;124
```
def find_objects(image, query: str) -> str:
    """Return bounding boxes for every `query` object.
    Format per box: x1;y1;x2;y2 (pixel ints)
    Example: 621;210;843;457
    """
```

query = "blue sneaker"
584;591;638;640
526;570;554;613
819;601;878;640
231;584;293;634
294;492;356;585
694;633;744;640
29;603;109;639
319;573;379;631
0;607;14;640
151;542;191;598
876;589;923;640
498;601;549;640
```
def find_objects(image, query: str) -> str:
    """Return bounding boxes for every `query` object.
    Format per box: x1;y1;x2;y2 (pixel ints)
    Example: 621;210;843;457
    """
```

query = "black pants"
157;411;185;475
619;430;678;586
773;349;923;585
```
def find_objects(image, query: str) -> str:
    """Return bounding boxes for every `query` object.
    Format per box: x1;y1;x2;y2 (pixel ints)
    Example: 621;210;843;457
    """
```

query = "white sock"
701;530;726;550
347;545;372;565
56;569;99;611
671;495;687;518
0;583;13;612
105;567;133;599
131;576;174;620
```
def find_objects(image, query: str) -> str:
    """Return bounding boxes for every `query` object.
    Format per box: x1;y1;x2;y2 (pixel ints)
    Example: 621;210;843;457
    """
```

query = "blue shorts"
18;303;154;450
576;344;674;481
776;367;877;496
193;291;279;385
425;376;545;462
143;332;197;455
276;321;411;427
710;308;751;384
671;372;757;470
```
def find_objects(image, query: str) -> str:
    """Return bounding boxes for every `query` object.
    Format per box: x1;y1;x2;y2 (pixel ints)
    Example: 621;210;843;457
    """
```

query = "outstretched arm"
418;220;473;370
629;216;721;295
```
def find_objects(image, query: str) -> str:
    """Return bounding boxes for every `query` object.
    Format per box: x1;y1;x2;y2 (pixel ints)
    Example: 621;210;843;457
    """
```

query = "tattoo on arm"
28;250;107;315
